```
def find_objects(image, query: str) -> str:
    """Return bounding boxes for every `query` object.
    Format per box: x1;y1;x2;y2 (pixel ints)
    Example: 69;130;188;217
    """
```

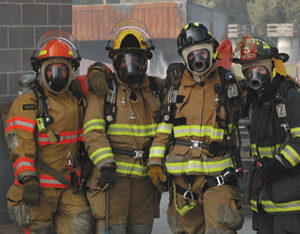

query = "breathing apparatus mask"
113;50;147;86
181;43;214;81
41;58;73;94
242;59;272;93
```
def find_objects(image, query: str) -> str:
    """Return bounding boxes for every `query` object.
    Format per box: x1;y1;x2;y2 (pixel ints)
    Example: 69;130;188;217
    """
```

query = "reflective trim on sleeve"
90;147;114;165
156;122;173;134
165;157;234;175
84;119;106;134
291;127;300;138
251;144;282;158
261;199;300;213
281;145;300;167
13;157;36;178
77;74;89;96
107;123;157;137
149;146;166;158
173;125;224;140
5;116;36;134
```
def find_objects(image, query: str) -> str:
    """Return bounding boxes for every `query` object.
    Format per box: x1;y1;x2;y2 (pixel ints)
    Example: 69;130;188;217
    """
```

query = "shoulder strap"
160;85;179;123
104;73;118;131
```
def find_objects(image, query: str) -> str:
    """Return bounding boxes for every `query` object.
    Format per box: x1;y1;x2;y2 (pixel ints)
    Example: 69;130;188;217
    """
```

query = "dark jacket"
248;75;300;214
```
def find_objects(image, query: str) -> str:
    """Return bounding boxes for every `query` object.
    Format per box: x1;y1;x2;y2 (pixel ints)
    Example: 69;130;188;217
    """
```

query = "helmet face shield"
177;22;219;55
242;66;271;92
178;27;211;50
187;49;210;73
31;29;81;72
113;50;147;85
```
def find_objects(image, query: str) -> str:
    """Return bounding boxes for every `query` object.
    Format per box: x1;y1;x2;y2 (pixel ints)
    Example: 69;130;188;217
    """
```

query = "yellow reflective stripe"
262;200;300;213
83;119;105;134
39;50;47;56
281;145;300;166
107;123;157;136
116;161;148;177
90;147;113;165
291;127;300;138
174;125;224;140
149;146;166;158
224;124;235;134
166;157;233;175
68;50;73;56
251;198;300;213
157;122;173;134
250;200;258;213
251;144;281;158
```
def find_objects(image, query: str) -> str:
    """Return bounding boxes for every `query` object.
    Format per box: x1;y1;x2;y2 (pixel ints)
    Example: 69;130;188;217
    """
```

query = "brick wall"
0;0;72;225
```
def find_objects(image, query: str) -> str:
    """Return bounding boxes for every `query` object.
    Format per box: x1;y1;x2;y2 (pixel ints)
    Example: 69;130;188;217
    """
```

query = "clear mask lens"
45;63;69;92
187;49;210;72
114;51;146;84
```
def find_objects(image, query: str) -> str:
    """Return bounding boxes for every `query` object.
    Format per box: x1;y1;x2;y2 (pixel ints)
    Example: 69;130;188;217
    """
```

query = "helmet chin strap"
182;43;214;82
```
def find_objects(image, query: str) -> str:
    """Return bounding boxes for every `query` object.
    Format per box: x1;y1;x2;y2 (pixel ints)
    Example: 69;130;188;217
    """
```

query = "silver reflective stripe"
262;200;300;213
281;145;300;166
157;123;173;134
90;147;113;165
116;161;148;177
291;127;300;137
165;157;233;175
38;136;49;142
149;146;166;158
174;125;224;140
83;119;105;134
107;124;157;136
14;161;35;171
7;120;35;129
40;178;63;185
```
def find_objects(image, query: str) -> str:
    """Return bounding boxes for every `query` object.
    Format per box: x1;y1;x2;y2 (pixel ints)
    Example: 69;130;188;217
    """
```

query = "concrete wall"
0;0;72;225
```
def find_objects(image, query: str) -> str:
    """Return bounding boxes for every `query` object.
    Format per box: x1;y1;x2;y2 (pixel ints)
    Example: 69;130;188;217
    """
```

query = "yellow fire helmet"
106;18;154;59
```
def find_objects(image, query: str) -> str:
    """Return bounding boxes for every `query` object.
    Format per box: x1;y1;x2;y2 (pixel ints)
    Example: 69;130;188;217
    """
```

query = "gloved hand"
21;177;40;207
148;166;167;193
69;75;87;98
166;63;185;88
97;164;117;192
87;62;110;96
260;156;288;181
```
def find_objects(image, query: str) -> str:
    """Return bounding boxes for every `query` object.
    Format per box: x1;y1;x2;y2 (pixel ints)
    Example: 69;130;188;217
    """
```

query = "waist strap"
175;139;209;150
175;183;199;201
112;148;149;159
36;158;76;189
175;139;231;155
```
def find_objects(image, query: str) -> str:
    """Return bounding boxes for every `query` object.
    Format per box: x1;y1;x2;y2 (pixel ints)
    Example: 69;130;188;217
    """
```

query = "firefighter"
234;35;300;234
5;29;92;234
83;19;162;234
148;22;245;233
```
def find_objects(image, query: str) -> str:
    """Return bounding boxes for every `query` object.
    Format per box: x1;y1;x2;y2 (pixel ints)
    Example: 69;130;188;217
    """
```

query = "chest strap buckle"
134;150;144;159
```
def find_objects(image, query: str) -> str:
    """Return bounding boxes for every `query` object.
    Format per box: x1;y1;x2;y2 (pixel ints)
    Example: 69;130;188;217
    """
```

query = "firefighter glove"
69;76;85;98
22;177;40;207
260;156;288;181
88;62;109;96
166;63;185;87
98;165;117;192
148;166;167;193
